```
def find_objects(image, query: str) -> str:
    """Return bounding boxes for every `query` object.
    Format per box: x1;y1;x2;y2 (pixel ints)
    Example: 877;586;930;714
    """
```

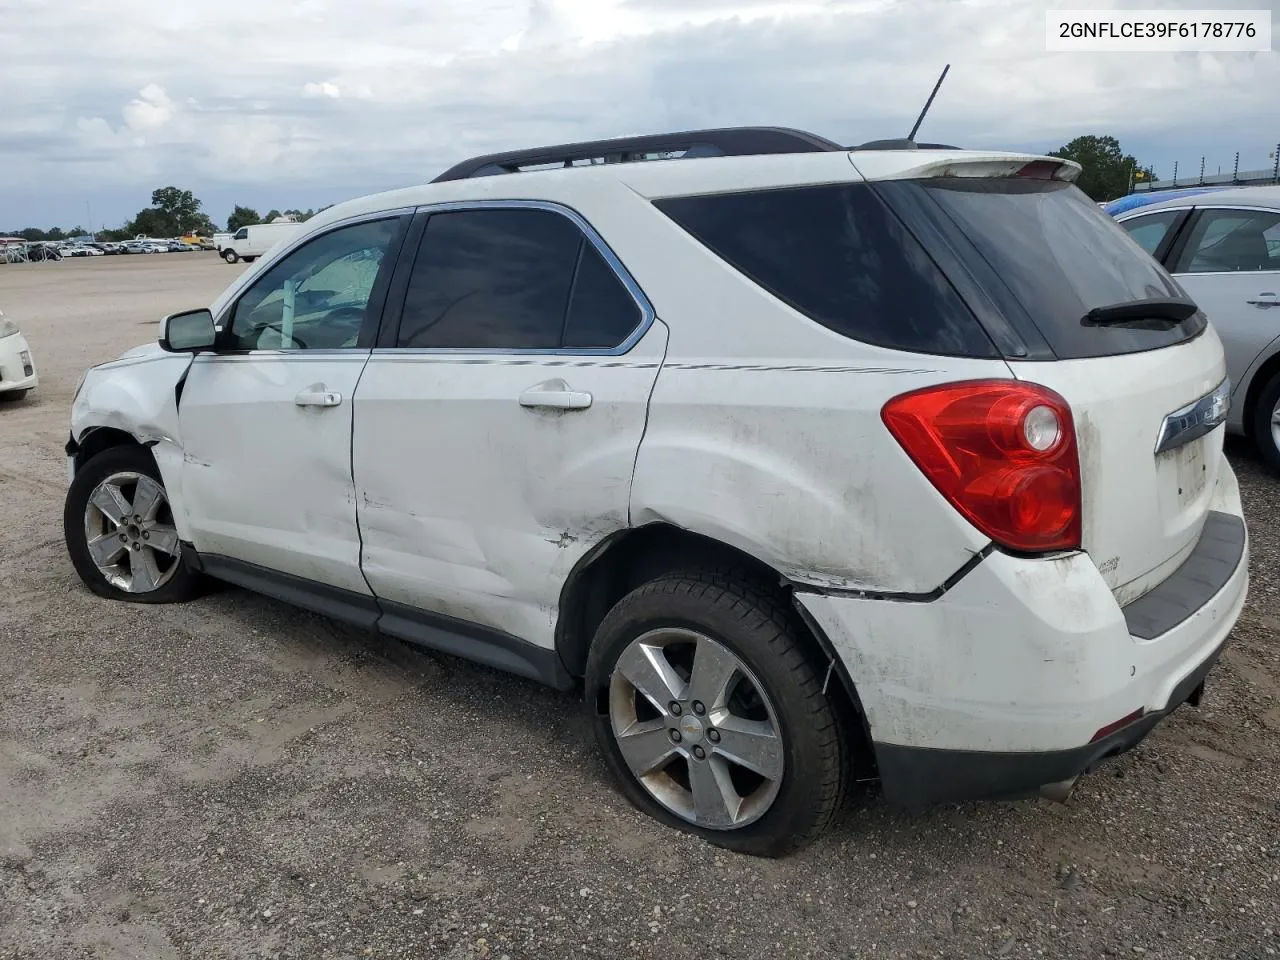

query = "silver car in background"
1114;186;1280;468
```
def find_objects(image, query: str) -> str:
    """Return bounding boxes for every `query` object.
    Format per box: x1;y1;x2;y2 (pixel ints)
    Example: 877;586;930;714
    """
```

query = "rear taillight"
882;380;1081;553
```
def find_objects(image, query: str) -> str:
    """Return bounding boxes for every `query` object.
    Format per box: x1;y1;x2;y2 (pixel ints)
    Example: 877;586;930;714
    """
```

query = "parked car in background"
222;221;300;263
64;127;1248;857
26;243;62;262
0;308;37;401
1112;185;1280;468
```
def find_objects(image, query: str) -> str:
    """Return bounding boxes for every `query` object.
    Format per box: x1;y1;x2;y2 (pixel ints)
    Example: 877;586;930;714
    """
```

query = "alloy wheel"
608;627;785;830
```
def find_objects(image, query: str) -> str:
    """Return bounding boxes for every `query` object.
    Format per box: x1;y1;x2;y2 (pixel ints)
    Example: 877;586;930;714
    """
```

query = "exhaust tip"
1039;777;1078;804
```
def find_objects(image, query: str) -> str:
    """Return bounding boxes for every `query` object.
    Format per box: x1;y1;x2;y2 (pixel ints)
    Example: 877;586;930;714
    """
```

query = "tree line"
3;139;1157;242
5;188;332;242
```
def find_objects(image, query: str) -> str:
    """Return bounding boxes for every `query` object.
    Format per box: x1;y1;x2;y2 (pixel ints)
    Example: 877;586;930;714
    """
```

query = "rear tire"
0;389;28;402
222;249;239;264
64;445;202;604
585;570;847;858
1251;373;1280;473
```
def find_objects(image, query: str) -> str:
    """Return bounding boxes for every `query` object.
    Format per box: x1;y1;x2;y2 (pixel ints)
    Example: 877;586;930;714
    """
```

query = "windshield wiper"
1081;297;1199;328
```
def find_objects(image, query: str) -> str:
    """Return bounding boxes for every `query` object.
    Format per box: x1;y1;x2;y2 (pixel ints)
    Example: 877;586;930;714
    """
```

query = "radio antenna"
907;64;950;141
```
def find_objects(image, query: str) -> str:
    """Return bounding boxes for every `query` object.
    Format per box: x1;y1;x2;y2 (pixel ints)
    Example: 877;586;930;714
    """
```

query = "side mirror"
160;308;217;353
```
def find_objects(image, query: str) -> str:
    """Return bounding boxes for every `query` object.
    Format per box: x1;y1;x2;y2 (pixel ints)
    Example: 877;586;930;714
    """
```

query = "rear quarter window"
653;183;998;358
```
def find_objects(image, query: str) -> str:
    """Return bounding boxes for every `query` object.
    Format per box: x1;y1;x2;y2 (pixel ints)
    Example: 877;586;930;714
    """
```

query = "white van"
223;222;300;264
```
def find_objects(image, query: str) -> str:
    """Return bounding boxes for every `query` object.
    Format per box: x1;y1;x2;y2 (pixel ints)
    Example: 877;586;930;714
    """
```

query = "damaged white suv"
65;127;1248;857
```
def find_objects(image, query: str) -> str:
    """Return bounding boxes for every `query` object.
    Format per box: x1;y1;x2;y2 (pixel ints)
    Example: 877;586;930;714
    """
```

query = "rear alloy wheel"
1252;373;1280;473
586;571;846;857
64;445;201;603
222;249;239;264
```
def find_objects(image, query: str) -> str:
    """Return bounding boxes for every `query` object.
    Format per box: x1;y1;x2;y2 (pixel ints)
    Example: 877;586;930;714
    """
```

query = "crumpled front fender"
71;349;194;538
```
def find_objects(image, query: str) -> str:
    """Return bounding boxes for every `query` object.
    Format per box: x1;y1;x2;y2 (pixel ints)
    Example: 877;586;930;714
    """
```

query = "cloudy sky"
1;0;1276;232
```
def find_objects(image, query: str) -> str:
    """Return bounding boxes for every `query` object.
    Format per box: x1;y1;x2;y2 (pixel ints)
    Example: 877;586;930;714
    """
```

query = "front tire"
1252;372;1280;473
64;445;201;604
222;249;239;263
585;570;847;858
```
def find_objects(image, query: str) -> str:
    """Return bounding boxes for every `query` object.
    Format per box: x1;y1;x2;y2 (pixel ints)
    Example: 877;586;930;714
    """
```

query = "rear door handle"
518;379;592;410
1246;293;1280;307
295;387;343;407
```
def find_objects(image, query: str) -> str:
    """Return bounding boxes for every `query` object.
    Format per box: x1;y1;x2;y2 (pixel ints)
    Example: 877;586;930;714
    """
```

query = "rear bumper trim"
875;633;1227;808
1121;510;1245;640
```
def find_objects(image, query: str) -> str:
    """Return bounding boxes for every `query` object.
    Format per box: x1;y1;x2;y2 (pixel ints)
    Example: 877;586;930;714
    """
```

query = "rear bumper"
797;458;1248;807
872;632;1226;806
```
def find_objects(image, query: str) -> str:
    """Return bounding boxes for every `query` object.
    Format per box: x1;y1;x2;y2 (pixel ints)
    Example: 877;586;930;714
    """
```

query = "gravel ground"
1;255;1277;960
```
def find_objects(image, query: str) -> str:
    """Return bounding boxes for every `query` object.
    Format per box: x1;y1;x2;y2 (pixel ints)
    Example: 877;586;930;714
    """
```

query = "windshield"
886;178;1205;360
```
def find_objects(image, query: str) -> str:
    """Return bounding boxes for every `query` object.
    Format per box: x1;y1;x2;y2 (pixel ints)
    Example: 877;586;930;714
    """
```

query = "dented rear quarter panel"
71;345;194;538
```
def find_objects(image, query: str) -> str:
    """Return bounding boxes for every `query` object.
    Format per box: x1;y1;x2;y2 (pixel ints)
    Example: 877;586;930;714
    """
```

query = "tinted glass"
654;184;996;358
563;243;642;348
912;179;1203;359
1173;209;1280;274
227;218;400;351
1121;210;1181;256
398;209;582;349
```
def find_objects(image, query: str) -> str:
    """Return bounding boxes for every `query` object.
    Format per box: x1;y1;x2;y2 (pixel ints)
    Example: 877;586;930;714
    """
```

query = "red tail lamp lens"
882;380;1082;552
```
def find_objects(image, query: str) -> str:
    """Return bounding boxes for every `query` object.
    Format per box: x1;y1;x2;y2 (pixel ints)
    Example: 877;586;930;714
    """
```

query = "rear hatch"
865;156;1226;606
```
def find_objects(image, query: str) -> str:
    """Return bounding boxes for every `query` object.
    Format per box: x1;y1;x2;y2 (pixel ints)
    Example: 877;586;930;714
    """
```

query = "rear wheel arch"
556;522;876;779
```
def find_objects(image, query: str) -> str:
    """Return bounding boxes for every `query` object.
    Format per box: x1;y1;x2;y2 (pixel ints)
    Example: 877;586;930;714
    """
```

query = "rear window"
899;178;1204;360
653;184;998;358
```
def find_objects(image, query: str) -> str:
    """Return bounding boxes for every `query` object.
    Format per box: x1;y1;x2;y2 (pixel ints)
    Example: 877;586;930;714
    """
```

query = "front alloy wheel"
64;445;201;603
82;472;182;593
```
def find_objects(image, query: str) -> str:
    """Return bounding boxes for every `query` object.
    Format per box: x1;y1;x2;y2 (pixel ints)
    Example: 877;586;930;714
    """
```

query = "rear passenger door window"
1172;209;1280;274
395;207;642;350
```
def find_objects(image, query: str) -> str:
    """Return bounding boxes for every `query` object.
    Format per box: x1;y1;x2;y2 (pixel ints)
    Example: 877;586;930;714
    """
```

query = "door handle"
518;379;592;410
294;387;343;407
1246;294;1280;307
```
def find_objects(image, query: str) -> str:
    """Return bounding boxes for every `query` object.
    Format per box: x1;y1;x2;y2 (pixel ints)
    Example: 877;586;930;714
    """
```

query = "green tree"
227;205;260;232
150;186;204;232
264;209;282;222
1050;135;1154;202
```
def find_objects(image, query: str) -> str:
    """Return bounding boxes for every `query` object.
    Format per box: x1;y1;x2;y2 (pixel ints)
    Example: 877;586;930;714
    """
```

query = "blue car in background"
1103;186;1233;217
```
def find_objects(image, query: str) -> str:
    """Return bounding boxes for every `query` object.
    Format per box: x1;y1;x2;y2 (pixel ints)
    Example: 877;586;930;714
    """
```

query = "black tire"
0;389;28;402
1252;373;1280;473
64;445;202;604
222;249;239;264
585;570;847;858
243;256;256;263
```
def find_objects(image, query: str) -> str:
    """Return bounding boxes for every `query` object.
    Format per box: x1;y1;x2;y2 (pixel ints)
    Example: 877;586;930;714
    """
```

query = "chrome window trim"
373;198;656;358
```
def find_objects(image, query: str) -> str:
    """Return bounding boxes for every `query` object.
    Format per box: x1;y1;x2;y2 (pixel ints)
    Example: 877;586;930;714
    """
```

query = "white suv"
63;127;1249;857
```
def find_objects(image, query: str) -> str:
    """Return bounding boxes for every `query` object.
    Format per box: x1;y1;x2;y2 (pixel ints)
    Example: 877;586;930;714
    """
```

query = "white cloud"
121;83;176;132
303;81;342;99
0;0;1276;227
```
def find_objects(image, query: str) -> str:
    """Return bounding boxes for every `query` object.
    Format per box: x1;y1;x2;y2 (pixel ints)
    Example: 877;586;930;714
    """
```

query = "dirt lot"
1;254;1277;959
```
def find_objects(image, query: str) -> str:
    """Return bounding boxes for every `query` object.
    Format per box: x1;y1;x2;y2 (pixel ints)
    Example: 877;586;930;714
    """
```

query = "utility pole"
1233;152;1240;183
1273;143;1279;183
1199;156;1205;185
1173;160;1179;186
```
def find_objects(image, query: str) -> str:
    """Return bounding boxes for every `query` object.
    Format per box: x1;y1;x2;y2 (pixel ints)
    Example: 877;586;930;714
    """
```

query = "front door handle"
518;379;592;410
1246;293;1280;307
295;387;343;407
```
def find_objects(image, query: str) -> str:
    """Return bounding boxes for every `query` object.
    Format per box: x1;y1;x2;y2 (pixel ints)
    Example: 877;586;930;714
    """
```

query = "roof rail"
431;126;845;182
